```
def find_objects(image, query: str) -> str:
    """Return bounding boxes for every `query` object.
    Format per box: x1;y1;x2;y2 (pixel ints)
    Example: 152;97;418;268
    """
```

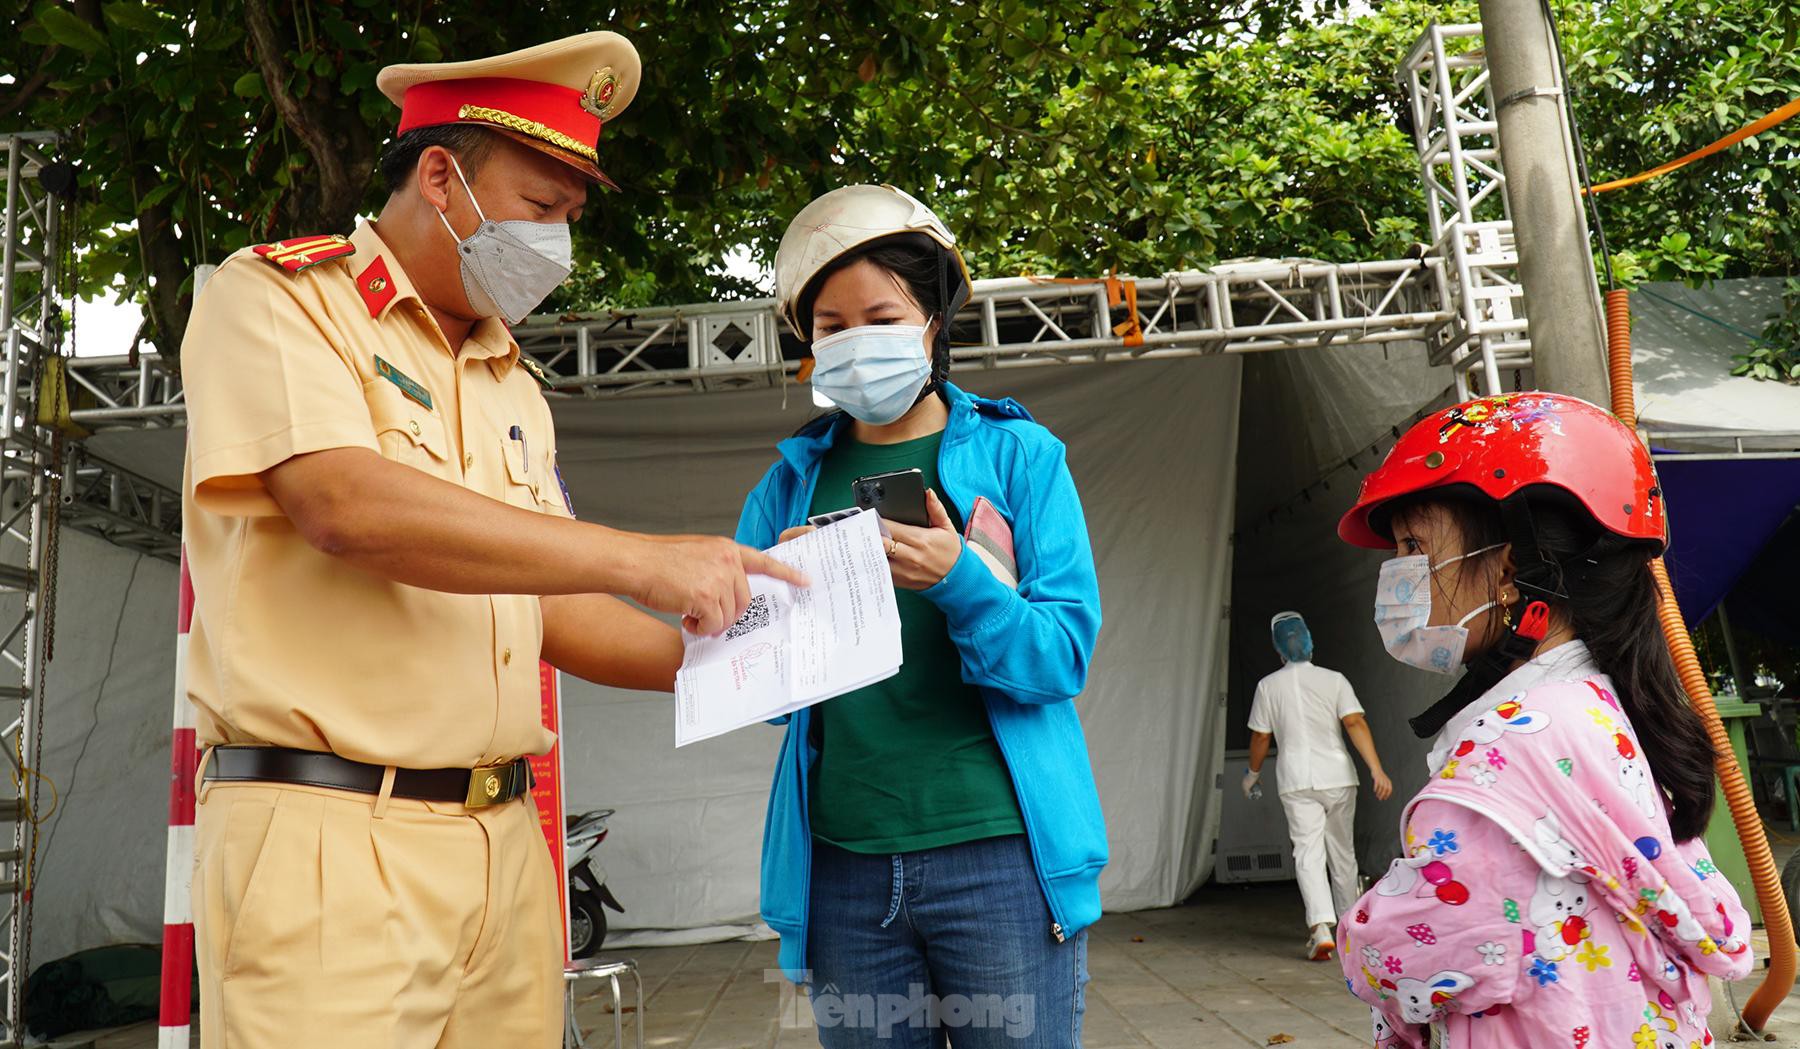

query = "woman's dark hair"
795;233;954;389
1391;489;1717;841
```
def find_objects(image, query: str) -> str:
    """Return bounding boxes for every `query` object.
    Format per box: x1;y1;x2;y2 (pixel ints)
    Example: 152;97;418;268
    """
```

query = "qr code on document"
724;594;774;640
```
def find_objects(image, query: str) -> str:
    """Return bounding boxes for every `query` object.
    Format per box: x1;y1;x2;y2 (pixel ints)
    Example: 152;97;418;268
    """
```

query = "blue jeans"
804;834;1088;1048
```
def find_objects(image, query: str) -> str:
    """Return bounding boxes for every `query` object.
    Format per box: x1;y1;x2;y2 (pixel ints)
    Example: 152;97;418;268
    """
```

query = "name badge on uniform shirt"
375;355;433;411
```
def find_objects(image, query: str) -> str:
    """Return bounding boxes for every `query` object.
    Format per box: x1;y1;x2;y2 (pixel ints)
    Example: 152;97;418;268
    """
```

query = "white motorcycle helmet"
774;184;973;342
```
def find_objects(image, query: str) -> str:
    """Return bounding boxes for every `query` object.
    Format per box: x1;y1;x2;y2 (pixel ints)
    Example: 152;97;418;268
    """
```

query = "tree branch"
1;45;59;117
243;0;361;228
69;0;192;363
134;196;192;368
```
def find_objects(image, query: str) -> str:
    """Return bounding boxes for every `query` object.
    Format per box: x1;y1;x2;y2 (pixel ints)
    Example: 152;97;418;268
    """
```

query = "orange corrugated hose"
1606;286;1796;1033
1606;291;1637;424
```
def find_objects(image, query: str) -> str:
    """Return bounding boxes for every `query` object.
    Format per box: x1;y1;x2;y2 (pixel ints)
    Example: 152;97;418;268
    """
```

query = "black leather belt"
205;746;533;808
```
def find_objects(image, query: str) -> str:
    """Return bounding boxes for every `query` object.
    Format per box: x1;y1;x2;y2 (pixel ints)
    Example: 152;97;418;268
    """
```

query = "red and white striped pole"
158;549;197;1048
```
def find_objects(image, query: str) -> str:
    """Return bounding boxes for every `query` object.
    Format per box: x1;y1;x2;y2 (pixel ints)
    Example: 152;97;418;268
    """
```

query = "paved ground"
561;888;1381;1049
552;885;1800;1049
62;881;1800;1049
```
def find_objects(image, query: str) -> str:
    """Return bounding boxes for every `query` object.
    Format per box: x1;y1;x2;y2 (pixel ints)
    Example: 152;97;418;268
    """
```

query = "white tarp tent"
31;277;1800;963
15;536;177;969
1629;279;1798;440
1228;337;1454;871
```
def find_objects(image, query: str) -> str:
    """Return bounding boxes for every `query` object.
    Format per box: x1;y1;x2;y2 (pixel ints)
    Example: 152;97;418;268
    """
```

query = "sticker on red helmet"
1437;394;1568;444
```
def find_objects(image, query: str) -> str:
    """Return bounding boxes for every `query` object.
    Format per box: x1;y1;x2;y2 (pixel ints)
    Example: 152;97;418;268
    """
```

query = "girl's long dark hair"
1393;491;1718;841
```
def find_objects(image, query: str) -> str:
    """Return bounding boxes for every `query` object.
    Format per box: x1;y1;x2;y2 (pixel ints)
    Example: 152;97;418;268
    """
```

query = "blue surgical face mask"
1373;543;1505;674
808;324;932;425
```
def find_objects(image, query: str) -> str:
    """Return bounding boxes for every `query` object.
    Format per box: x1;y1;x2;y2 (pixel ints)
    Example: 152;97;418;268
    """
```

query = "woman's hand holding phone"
884;490;963;590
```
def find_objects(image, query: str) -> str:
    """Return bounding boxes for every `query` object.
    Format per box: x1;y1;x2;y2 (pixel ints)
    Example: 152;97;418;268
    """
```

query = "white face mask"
808;324;933;425
436;155;573;324
1373;543;1506;674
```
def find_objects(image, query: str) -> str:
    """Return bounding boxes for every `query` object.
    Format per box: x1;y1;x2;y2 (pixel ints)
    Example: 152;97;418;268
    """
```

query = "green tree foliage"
6;1;1350;360
1556;0;1800;376
1734;278;1800;383
1561;0;1800;286
4;0;1797;367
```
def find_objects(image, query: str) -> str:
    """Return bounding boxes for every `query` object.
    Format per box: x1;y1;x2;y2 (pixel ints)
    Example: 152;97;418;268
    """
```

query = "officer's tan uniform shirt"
181;220;568;769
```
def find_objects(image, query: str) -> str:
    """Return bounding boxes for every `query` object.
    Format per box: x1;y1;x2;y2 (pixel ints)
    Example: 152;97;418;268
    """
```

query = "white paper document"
675;510;902;747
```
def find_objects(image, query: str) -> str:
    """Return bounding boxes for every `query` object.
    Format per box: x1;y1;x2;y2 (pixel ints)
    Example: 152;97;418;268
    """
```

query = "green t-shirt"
806;429;1025;854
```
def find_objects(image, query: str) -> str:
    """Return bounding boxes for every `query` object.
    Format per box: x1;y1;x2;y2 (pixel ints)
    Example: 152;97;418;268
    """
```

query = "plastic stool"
564;957;643;1049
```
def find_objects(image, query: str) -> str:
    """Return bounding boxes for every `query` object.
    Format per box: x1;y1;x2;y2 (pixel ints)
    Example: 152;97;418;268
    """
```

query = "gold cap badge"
582;67;619;120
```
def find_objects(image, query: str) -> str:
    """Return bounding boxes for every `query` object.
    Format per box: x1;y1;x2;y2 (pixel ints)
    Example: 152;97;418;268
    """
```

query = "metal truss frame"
0;129;66;1049
60;21;1534;438
57;443;182;559
1400;21;1534;398
66;255;1451;419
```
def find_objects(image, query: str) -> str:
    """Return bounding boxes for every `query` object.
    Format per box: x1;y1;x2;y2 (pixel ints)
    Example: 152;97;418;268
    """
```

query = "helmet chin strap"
924;337;952;404
1409;499;1566;739
1408;599;1551;738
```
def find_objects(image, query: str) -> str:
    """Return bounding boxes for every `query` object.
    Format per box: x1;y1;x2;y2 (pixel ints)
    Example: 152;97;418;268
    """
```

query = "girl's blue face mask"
1373;543;1505;674
808;324;932;425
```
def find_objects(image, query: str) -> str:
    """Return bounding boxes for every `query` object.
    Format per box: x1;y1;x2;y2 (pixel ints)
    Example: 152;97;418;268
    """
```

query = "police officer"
181;32;804;1049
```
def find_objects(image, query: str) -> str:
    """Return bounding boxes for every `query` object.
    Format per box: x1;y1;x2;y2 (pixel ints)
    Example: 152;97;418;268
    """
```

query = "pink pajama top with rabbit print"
1339;643;1753;1049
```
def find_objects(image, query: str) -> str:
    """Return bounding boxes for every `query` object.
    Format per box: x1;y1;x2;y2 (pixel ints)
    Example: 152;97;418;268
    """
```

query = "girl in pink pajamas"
1334;393;1754;1047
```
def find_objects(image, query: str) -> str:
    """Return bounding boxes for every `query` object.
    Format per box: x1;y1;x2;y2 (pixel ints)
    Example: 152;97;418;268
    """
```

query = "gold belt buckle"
464;760;517;808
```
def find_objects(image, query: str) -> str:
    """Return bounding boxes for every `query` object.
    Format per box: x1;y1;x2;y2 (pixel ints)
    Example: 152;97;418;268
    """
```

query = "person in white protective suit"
1243;611;1392;961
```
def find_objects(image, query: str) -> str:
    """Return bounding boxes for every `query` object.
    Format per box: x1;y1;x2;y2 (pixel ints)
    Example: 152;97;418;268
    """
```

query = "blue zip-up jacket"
734;382;1108;980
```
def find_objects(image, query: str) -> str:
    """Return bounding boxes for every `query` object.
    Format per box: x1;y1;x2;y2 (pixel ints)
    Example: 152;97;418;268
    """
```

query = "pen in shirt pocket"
508;424;528;475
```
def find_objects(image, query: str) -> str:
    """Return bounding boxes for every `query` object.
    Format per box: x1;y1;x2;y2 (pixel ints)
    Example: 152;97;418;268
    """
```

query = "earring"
1502;603;1514;628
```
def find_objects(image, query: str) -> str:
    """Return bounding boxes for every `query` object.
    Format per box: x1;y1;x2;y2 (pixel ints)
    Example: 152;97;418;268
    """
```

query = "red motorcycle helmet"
1339;392;1666;553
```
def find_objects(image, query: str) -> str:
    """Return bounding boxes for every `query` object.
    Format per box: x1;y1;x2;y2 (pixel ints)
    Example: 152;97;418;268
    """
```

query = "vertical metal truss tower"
0;130;66;1049
1401;22;1536;398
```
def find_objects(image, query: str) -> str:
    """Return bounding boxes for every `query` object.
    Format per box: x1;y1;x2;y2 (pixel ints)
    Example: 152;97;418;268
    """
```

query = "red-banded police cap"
377;32;640;188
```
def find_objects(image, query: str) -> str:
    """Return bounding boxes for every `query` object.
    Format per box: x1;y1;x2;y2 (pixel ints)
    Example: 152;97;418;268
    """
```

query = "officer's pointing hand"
634;535;810;636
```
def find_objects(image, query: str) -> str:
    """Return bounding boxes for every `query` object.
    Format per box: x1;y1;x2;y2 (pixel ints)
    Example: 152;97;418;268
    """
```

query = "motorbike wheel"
570;890;608;959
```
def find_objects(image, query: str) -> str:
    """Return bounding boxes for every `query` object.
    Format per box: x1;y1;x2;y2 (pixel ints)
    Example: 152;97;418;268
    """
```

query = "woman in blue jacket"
737;184;1107;1049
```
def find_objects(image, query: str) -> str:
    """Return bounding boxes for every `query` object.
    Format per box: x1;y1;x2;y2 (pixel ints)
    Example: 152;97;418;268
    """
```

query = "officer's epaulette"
250;234;355;274
519;356;555;389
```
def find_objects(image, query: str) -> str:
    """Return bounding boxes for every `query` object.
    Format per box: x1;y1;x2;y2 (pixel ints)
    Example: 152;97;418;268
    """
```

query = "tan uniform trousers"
193;780;562;1049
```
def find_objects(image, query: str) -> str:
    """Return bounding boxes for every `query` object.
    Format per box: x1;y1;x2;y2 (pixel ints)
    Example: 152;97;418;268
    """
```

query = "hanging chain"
14;152;77;1025
17;433;62;998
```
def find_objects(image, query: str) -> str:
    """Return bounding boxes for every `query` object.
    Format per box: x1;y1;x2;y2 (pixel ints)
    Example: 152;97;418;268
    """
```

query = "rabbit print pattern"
1340;673;1751;1048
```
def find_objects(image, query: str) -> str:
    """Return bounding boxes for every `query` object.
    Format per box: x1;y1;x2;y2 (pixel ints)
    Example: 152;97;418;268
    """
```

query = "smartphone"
851;468;929;528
